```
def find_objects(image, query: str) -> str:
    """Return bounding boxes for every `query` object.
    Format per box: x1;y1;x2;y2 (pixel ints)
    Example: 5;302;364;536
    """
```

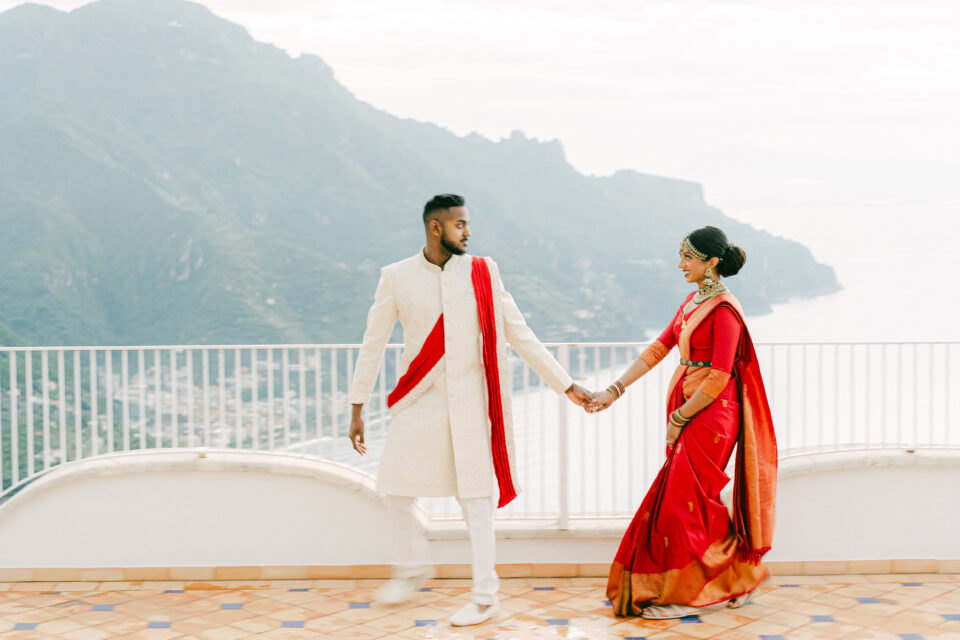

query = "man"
349;194;591;626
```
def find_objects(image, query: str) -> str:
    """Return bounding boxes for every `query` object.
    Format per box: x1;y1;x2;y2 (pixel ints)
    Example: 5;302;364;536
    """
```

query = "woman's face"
677;247;717;285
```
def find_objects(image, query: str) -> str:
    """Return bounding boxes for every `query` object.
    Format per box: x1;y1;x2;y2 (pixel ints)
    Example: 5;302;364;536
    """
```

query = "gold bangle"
607;380;624;400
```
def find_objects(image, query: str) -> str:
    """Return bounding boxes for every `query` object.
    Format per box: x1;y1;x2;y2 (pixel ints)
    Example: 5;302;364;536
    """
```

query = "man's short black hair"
423;194;465;224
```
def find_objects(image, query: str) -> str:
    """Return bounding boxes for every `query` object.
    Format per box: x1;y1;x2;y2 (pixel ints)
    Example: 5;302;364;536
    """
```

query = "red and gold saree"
607;291;778;616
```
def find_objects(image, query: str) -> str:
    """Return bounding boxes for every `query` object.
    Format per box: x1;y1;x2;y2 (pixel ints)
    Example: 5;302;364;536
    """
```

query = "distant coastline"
721;203;959;343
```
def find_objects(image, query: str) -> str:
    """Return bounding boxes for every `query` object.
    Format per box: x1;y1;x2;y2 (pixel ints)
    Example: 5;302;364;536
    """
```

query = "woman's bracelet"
669;409;691;428
606;379;626;401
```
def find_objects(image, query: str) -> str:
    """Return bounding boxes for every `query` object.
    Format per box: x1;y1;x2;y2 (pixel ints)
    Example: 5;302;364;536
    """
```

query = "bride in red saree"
589;226;777;619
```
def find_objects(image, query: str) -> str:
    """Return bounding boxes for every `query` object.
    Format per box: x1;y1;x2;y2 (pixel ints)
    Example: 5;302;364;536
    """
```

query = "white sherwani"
349;251;573;499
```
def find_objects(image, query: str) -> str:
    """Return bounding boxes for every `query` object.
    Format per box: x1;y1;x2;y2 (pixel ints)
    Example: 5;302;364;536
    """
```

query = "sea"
718;202;960;343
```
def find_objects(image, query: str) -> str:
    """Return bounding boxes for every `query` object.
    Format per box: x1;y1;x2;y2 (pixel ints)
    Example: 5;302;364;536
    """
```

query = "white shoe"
449;602;501;626
374;577;421;605
373;565;431;605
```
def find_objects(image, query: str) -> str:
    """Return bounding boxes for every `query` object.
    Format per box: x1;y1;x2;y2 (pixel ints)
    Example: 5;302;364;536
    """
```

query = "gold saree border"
607;534;770;616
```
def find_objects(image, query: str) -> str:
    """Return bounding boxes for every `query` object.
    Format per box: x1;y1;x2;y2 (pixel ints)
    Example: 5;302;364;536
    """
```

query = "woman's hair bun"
686;226;747;278
717;243;746;277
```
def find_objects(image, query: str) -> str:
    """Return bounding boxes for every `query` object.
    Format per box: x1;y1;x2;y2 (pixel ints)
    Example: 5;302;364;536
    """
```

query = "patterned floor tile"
58;627;114;640
119;630;184;640
1;575;958;639
194;624;249;640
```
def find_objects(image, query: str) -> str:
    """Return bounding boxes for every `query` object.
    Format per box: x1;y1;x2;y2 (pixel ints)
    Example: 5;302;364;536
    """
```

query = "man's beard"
441;233;467;256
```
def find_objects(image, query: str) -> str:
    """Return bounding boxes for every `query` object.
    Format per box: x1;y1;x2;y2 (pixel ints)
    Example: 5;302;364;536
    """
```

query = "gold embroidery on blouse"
664;536;669;548
721;399;728;408
687;501;694;512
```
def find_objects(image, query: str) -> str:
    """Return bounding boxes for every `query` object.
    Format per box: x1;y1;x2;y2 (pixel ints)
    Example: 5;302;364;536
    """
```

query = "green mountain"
0;0;838;346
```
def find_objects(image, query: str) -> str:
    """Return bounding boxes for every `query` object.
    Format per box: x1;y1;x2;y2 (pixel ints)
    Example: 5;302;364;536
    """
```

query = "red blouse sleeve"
696;305;742;398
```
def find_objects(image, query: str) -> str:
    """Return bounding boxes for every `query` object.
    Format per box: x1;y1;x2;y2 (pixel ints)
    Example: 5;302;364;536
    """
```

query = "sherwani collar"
418;247;465;273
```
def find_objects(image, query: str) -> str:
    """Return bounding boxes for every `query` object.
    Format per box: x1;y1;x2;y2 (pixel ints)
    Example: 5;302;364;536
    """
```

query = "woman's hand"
586;390;614;413
666;422;682;449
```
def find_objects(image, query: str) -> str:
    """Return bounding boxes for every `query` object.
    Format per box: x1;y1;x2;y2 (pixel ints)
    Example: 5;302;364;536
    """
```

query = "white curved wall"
0;452;424;568
766;449;960;561
0;448;957;569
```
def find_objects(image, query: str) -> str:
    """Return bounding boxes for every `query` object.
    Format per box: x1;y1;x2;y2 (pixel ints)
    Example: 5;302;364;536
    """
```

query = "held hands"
585;379;625;413
565;383;593;408
585;390;614;413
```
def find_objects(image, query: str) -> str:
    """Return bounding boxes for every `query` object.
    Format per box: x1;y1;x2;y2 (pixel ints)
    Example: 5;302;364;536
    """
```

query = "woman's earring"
703;267;714;284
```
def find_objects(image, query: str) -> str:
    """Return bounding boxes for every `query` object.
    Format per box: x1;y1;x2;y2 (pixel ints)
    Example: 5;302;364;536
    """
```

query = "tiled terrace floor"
2;574;960;639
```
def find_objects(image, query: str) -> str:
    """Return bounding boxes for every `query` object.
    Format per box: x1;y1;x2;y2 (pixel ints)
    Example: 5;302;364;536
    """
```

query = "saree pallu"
607;293;777;616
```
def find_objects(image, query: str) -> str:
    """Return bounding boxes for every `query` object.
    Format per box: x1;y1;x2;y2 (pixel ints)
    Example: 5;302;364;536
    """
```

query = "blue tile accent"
164;589;184;593
760;636;786;640
604;599;612;606
220;603;243;610
898;634;925;640
546;619;568;626
779;584;800;588
415;620;437;627
680;615;702;623
92;604;115;611
811;615;835;622
623;637;648;640
45;591;61;595
943;614;960;621
148;622;172;629
416;587;433;592
281;621;305;628
13;623;38;631
288;588;309;592
534;587;555;591
857;597;882;604
902;582;924;587
348;602;370;609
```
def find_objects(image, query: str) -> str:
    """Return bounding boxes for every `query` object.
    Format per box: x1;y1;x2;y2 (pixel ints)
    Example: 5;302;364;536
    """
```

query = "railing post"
558;344;570;530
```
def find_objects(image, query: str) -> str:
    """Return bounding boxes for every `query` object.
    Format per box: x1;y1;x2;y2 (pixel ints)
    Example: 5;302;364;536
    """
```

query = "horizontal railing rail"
1;342;957;519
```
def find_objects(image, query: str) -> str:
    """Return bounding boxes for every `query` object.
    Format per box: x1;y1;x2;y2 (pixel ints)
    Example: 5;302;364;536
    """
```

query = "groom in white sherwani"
349;194;591;626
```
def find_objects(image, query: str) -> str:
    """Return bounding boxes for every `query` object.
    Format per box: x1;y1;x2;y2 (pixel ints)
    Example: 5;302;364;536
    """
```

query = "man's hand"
565;383;592;407
349;404;367;455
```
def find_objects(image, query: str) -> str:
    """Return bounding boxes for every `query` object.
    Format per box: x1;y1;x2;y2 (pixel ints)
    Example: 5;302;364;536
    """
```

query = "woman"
589;226;777;619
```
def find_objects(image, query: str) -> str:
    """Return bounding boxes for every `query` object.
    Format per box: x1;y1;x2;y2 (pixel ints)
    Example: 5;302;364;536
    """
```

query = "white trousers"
384;494;499;605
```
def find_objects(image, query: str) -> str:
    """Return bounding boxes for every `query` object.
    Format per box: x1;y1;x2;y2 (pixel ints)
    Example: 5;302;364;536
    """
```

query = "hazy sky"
5;0;960;220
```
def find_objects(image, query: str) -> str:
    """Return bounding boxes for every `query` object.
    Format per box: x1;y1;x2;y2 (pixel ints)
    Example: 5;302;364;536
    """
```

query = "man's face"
439;206;471;255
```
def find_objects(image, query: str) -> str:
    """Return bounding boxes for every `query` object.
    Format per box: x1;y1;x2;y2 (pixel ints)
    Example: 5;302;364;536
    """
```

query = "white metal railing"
1;342;957;518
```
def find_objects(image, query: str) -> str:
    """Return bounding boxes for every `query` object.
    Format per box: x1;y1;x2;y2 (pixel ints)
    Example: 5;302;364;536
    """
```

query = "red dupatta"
471;256;517;508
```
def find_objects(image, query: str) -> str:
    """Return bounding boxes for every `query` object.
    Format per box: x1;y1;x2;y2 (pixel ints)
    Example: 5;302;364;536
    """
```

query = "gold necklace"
692;279;727;304
682;282;727;329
